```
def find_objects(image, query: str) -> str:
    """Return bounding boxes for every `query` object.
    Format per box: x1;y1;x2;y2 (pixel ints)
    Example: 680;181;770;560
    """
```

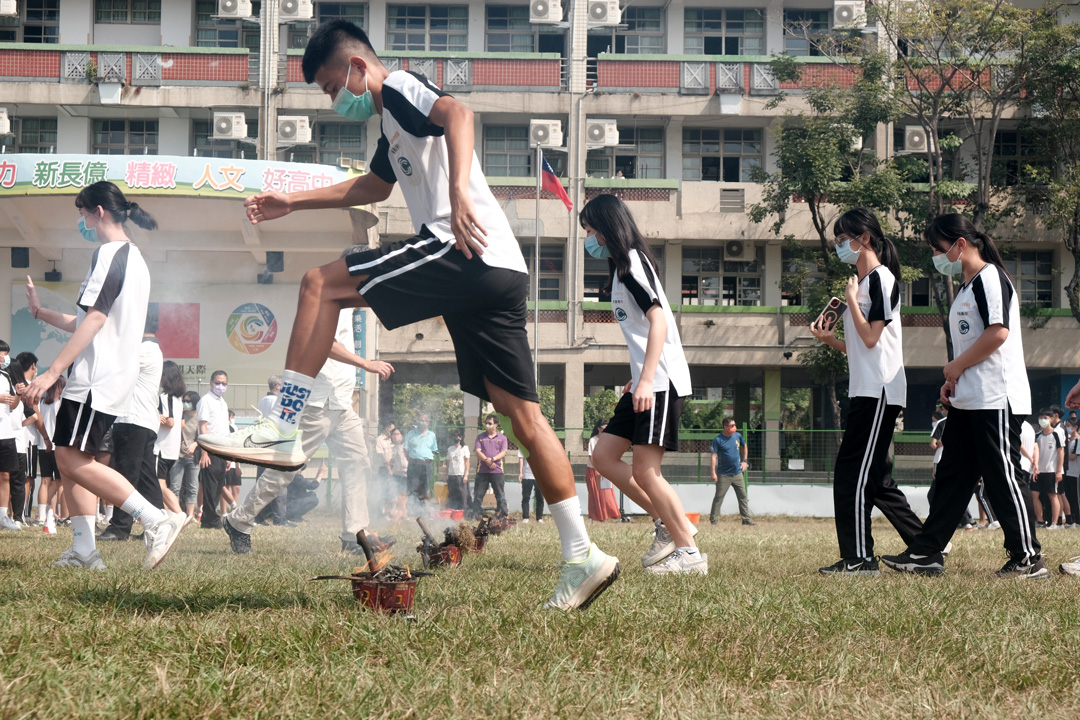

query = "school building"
1;0;1078;484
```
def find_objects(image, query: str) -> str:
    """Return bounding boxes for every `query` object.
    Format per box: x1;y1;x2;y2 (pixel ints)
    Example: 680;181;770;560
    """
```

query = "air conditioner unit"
901;125;933;154
218;0;253;19
725;240;752;263
897;0;923;19
833;1;867;29
279;0;313;20
530;0;562;24
278;116;312;144
587;0;621;26
0;1;16;18
586;119;619;147
529;119;564;148
0;108;9;136
213;112;248;140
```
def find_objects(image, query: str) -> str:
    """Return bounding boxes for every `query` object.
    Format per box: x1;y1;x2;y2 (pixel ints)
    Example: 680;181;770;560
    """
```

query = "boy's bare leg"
283;259;370;377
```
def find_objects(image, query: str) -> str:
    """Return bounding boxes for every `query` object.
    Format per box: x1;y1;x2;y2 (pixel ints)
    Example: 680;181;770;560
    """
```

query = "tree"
583;389;620;435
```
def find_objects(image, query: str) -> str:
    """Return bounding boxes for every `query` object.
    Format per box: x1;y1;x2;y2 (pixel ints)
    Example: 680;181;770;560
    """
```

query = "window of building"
193;119;256;159
682;128;762;182
93;119;158;155
585;245;664;301
622;7;665;54
1004;251;1053;308
96;0;161;24
285;122;365;166
14;118;58;153
196;0;261;47
584;127;664;179
0;1;60;43
319;2;366;23
387;5;468;52
993;129;1042;187
522;244;565;301
486;5;535;52
482;126;531;177
900;276;933;307
682;245;761;306
684;8;764;55
783;9;830;56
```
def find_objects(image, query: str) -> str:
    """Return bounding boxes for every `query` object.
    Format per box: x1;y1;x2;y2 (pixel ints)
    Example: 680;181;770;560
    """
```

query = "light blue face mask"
834;238;860;265
0;355;8;370
331;63;376;122
933;241;962;276
77;217;98;243
584;234;610;259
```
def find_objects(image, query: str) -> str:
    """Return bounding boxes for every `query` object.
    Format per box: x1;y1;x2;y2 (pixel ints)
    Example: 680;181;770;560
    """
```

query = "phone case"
816;297;847;331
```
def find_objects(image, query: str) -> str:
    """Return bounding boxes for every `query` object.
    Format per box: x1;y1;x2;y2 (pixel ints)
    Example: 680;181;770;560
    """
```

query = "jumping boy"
197;20;619;610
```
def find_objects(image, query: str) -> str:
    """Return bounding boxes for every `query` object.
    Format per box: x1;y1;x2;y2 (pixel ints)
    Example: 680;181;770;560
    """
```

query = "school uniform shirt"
610;249;692;397
63;241;151;417
11;402;27;453
947;264;1030;414
931;418;945;464
1035;430;1063;475
309;309;357;412
1066;437;1080;479
0;371;15;441
38;400;58;449
1020;420;1036;474
517;450;534;480
368;70;527;276
155;394;183;461
116;338;164;432
445;444;469;476
843;266;906;406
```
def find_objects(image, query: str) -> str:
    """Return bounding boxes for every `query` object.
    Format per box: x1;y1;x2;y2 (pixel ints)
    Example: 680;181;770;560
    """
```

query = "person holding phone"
810;208;923;575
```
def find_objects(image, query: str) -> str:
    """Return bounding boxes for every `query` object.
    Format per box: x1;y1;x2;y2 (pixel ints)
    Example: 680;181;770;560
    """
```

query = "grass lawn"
2;513;1080;719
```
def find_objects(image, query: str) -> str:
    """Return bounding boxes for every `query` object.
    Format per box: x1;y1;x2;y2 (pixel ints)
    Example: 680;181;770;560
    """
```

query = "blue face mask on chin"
584;234;610;259
78;217;98;243
331;63;376;122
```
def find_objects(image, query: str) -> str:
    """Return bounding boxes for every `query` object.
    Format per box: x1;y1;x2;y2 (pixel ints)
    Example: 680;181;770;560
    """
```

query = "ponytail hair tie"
126;201;134;211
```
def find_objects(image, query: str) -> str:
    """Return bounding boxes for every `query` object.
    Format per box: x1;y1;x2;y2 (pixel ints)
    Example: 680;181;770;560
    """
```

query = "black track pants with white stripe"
910;408;1041;562
833;393;922;560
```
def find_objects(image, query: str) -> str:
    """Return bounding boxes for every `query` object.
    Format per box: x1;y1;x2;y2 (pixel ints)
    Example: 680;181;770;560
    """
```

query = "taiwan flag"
540;153;572;211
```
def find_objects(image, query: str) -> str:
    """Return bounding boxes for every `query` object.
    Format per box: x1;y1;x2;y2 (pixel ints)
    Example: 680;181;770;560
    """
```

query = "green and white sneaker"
196;419;306;471
54;548;106;570
544;543;621;611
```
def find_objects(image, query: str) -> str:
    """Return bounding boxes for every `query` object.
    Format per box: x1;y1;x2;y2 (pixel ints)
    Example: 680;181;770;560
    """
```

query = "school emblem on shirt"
397;157;413;176
226;302;278;355
959;319;971;335
614;307;628;322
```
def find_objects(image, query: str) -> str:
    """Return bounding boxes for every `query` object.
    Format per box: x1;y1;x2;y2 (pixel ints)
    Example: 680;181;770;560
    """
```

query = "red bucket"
351;575;418;613
424;545;462;569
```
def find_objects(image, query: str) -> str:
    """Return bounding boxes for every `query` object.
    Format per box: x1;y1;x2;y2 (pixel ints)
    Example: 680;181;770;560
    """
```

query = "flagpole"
533;145;541;385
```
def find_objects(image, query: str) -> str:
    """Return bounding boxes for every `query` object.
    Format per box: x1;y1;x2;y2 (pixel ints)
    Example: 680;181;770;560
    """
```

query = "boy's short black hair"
1050;404;1064;418
302;20;376;84
15;351;38;369
0;340;9;353
1039;408;1053;417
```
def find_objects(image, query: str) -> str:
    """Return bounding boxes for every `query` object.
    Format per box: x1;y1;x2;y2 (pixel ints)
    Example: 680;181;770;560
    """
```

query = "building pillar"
663;240;682;302
59;0;93;44
161;0;194;46
764;239;783;307
666;0;685;54
764;368;781;472
158;117;191;157
57;116;90;153
765;1;785;56
561;359;586;457
664;116;683;181
734;383;751;429
467;0;486;51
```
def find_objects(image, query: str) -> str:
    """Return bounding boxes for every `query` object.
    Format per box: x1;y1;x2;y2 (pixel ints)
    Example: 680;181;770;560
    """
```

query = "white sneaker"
537;518;544;523
0;515;21;531
943;541;953;557
196;419;306;471
644;549;709;575
522;519;530;524
54;548;106;570
544;543;621;611
144;510;187;570
1060;557;1080;576
988;521;1001;530
641;521;699;568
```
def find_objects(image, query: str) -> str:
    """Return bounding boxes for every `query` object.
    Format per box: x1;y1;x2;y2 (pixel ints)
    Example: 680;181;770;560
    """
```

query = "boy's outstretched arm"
244;172;394;224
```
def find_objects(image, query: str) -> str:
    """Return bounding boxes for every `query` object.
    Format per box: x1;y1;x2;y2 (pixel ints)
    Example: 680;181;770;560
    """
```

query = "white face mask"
1039;418;1051;429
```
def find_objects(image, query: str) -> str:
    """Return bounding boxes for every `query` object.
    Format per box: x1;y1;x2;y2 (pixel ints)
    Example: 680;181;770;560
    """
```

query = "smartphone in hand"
815;296;847;332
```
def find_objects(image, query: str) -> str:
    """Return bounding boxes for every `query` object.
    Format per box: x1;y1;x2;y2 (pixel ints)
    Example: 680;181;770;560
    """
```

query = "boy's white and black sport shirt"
610;249;691;398
367;70;527;276
843;265;906;407
948;264;1031;415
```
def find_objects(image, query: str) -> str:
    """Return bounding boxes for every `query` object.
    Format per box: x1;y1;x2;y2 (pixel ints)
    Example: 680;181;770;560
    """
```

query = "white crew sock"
71;516;96;555
120;492;166;529
102;505;113;523
37;505;46;523
548;496;591;562
270;370;315;434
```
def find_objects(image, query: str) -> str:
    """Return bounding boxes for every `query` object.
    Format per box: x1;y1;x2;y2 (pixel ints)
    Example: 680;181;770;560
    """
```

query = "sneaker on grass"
144;510;187;570
0;515;22;531
880;550;945;576
995;555;1050;580
819;558;880;576
54;548;106;570
641;521;699;568
644;549;708;575
223;515;252;555
544;543;620;611
1059;557;1080;576
196;419;306;471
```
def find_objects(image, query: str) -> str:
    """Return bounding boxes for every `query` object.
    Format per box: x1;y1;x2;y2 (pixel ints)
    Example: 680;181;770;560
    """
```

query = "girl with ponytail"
810;207;922;575
881;214;1045;578
22;180;187;571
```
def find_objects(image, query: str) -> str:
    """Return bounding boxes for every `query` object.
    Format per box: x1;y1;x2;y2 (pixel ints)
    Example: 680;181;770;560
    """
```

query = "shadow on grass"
66;586;317;614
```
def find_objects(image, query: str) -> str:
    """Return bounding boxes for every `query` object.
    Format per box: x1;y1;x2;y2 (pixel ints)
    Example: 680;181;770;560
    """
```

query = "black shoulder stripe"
996;266;1014;330
369;132;396;184
623;274;658;315
383;82;445;139
92;243;129;316
971;274;992;329
867;270;888;324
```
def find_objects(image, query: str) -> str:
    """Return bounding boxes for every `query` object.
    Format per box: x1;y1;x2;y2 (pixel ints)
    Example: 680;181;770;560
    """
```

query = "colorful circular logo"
226;302;278;354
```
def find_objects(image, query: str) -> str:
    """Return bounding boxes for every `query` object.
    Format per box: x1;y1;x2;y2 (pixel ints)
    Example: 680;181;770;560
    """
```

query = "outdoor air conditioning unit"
213;112;248;140
833;1;867;29
901;125;933;154
0;1;17;19
586;119;619;147
529;119;564;148
218;0;253;19
278;116;311;144
279;0;313;20
897;0;924;19
587;0;621;26
725;240;752;263
0;108;9;136
530;0;562;24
